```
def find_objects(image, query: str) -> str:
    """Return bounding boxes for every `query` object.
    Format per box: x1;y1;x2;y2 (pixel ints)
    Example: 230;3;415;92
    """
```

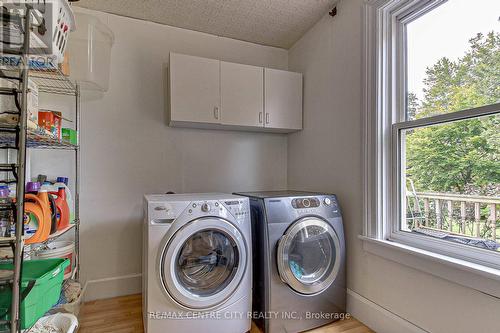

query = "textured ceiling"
74;0;337;49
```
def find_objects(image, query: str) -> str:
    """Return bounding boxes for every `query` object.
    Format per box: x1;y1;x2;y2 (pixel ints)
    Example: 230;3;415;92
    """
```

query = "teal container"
0;258;69;329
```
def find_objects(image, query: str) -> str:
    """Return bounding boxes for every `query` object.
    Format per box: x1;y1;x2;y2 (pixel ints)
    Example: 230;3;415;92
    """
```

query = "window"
364;0;500;269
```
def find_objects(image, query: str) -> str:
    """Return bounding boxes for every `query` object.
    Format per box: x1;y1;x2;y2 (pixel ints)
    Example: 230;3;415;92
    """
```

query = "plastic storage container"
0;258;70;329
68;12;114;91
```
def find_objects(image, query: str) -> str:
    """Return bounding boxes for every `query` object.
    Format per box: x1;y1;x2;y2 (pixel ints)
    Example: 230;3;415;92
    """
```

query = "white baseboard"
85;273;142;302
346;289;428;333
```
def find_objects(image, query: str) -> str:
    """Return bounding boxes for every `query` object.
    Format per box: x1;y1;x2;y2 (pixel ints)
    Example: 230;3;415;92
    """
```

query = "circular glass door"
176;229;239;296
160;217;247;309
277;217;340;295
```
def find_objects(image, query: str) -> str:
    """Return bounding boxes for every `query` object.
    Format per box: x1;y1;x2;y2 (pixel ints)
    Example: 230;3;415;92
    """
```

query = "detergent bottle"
37;184;55;238
24;182;51;244
54;177;74;223
41;182;59;234
49;187;70;230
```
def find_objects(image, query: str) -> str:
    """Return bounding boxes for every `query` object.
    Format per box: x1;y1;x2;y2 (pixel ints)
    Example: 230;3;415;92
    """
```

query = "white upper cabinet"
264;68;303;131
220;61;264;127
168;53;302;132
169;53;220;125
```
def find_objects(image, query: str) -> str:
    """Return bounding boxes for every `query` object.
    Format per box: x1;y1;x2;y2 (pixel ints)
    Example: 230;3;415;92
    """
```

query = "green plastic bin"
0;258;69;329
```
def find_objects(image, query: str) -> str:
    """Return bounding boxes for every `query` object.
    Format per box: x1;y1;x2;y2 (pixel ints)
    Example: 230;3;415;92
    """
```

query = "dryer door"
159;217;247;310
277;217;341;295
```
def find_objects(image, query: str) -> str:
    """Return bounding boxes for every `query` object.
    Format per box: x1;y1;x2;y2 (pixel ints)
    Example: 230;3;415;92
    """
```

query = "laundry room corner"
2;0;499;332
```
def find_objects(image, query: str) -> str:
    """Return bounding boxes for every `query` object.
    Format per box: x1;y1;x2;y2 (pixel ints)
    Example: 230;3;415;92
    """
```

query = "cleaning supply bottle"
36;185;54;238
54;177;74;223
41;182;58;234
49;187;70;230
24;182;51;244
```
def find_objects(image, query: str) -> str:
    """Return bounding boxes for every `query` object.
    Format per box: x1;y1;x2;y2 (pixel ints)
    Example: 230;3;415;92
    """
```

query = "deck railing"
406;192;500;242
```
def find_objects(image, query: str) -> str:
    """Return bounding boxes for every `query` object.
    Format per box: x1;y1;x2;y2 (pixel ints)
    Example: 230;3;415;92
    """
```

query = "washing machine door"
159;217;247;310
277;216;341;295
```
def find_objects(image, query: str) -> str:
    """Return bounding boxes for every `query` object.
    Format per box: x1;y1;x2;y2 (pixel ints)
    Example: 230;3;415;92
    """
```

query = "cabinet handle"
259;112;263;123
265;113;270;124
214;107;219;120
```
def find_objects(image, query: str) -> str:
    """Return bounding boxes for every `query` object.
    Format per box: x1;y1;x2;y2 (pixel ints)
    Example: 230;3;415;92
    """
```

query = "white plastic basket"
1;0;76;64
26;313;78;333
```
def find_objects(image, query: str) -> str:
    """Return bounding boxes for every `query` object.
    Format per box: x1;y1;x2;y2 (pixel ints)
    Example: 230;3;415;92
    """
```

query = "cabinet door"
169;53;220;124
220;61;264;127
264;68;303;131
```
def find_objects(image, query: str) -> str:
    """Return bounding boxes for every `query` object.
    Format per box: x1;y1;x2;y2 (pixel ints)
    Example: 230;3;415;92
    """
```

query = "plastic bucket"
34;241;75;280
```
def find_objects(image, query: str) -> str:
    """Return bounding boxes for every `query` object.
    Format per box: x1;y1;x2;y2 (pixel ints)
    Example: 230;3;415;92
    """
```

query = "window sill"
359;235;500;298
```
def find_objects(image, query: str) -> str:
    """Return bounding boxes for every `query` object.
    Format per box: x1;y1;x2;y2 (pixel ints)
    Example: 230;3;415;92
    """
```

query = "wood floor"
79;294;374;333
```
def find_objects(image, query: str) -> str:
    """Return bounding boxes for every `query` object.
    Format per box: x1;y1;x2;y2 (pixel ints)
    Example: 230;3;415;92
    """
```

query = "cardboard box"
38;110;62;140
62;128;77;145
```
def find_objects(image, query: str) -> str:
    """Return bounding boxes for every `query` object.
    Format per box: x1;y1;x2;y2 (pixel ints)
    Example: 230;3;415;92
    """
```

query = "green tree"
407;92;419;120
406;32;500;195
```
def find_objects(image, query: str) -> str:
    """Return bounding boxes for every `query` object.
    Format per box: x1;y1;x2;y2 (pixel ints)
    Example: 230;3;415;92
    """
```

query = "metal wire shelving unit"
0;5;81;333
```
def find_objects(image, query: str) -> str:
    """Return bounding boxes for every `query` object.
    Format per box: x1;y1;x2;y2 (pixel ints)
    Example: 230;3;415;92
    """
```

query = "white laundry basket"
2;0;76;64
28;313;78;333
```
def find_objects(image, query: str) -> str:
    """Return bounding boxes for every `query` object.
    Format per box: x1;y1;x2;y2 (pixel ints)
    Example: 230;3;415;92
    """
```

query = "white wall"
31;7;289;300
287;1;500;332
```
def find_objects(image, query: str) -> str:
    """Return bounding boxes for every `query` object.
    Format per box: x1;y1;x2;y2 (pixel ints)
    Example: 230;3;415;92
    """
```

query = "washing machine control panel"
223;200;250;220
185;199;249;221
188;201;220;214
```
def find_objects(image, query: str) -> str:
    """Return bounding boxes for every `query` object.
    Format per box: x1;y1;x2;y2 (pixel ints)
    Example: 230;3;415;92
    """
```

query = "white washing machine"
143;193;252;333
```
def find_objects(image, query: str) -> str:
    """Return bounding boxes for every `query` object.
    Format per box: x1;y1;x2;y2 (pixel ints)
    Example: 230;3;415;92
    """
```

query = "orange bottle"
50;187;70;230
36;189;53;237
24;194;51;244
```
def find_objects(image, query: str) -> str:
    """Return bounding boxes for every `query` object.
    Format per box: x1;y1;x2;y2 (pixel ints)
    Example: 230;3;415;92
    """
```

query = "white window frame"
363;0;500;270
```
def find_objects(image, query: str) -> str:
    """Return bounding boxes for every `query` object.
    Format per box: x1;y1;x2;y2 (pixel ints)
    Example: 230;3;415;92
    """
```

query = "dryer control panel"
292;197;320;209
265;195;341;223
